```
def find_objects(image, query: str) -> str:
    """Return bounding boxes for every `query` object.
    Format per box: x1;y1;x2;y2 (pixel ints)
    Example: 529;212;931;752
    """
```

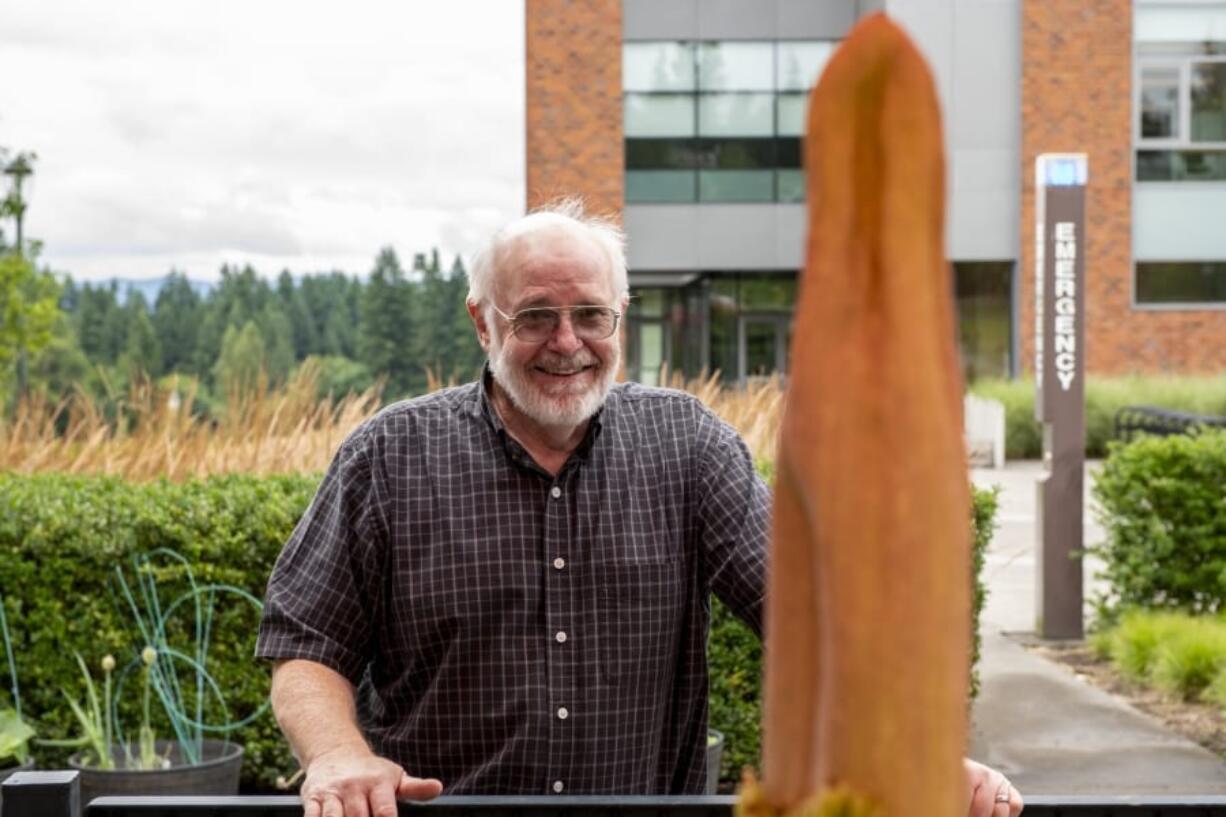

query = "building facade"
525;0;1226;385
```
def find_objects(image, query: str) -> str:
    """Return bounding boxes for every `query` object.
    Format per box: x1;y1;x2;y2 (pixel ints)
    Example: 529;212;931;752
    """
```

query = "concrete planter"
69;739;242;807
0;757;36;811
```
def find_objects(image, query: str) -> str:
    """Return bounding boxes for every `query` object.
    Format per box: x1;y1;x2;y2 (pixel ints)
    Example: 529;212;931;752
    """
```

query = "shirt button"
553;780;565;793
557;707;569;720
555;631;567;643
553;557;566;570
550;486;562;499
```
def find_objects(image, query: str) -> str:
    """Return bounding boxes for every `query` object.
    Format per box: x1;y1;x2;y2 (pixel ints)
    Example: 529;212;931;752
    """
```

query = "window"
954;262;1014;382
1135;6;1226;181
1136;261;1226;304
623;39;835;203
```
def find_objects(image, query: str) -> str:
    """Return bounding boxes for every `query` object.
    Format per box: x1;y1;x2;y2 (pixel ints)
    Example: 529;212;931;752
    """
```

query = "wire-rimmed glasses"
491;304;622;343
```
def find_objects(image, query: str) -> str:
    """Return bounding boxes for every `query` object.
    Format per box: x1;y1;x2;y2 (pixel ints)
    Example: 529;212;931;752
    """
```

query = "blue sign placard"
1043;156;1088;187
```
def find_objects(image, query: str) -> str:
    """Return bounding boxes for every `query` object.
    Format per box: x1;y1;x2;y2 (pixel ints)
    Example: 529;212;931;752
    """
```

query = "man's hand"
964;758;1022;817
300;746;443;817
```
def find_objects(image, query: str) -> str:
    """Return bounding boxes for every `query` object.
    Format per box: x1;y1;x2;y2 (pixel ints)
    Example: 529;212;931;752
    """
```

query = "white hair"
468;198;628;307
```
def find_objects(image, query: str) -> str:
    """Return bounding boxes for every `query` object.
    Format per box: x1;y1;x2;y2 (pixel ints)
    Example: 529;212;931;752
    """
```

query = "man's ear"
467;299;492;352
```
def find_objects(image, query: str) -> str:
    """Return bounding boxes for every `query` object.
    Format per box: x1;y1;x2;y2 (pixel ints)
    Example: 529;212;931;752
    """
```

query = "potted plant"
38;549;266;805
0;591;36;811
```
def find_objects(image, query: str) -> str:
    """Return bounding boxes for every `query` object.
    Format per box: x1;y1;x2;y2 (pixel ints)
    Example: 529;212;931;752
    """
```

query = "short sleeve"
255;430;388;685
696;412;769;637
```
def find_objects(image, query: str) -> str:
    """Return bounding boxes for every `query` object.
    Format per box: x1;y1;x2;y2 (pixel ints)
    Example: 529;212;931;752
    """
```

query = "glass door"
737;314;791;385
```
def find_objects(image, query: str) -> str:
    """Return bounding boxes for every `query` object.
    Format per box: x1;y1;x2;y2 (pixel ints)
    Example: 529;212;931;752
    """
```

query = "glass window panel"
625;170;696;202
699;169;775;202
634;288;666;317
698;42;774;91
1139;41;1226;57
626;138;698;169
1136;262;1226;303
637;322;665;386
1137;149;1226;180
777;93;809;137
699;93;774;136
623;42;696;92
743;319;779;378
740;277;797;310
776;138;801;168
695;138;776;169
953;262;1013;382
1135;7;1226;45
625;94;695;137
1191;62;1226;141
1140;65;1181;139
1137;149;1175;180
708;278;739;383
777;169;806;202
777;41;835;91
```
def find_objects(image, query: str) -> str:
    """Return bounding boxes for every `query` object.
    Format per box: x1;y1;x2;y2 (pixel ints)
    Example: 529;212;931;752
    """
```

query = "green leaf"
0;707;35;762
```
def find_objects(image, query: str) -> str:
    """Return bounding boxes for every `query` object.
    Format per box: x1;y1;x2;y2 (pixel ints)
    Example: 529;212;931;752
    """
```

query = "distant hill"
104;275;216;304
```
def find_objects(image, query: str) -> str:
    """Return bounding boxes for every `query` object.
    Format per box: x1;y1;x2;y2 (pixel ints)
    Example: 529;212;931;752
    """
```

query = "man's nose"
546;312;584;354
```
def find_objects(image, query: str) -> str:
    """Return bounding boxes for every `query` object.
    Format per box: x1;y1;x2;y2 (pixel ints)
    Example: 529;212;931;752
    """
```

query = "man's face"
477;228;623;429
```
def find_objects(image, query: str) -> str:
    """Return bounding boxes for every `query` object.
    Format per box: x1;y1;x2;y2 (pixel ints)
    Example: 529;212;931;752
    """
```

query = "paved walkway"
968;461;1226;794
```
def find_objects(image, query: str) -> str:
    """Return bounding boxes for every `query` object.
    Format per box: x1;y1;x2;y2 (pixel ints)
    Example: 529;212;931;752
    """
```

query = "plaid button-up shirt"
256;374;768;795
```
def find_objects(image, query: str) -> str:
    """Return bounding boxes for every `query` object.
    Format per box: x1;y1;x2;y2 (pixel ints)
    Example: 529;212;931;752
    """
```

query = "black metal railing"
1114;405;1226;443
9;773;1226;817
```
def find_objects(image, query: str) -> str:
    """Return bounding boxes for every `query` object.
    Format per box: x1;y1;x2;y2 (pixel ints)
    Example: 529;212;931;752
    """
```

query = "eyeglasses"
491;304;622;343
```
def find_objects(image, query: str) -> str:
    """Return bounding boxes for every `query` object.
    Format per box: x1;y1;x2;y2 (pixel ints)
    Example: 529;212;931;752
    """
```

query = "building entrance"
738;314;792;385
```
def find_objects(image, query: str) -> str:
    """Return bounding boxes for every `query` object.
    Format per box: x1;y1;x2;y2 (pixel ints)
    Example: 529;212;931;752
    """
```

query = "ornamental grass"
0;363;784;480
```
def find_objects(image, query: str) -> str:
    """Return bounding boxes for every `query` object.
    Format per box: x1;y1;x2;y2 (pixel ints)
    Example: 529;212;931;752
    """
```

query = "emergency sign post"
1034;153;1087;640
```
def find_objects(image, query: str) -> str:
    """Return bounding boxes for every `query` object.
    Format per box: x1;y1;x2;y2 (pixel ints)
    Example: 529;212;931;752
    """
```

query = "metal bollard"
1;771;79;817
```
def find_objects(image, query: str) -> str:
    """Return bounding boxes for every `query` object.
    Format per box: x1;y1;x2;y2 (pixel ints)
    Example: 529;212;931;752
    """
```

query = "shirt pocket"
597;560;686;685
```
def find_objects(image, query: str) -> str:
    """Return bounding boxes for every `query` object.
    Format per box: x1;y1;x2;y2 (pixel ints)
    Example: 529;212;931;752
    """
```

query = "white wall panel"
1134;185;1226;260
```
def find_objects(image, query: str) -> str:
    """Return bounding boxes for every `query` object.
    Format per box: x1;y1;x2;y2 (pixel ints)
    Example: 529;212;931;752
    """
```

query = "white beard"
489;337;618;429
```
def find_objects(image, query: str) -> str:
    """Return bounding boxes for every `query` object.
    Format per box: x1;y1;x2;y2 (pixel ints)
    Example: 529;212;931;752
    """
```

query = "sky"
0;0;526;282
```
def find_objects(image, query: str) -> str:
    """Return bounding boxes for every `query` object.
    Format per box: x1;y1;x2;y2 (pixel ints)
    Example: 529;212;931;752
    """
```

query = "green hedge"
707;484;999;784
970;375;1226;459
0;473;998;791
0;474;316;790
1090;430;1226;621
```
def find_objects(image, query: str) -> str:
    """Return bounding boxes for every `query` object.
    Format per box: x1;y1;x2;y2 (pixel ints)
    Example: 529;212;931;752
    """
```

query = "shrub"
1150;619;1226;700
1205;661;1226;710
1090;430;1226;617
970;375;1226;459
707;484;999;783
1100;611;1226;703
1104;610;1189;682
0;473;997;790
0;473;317;790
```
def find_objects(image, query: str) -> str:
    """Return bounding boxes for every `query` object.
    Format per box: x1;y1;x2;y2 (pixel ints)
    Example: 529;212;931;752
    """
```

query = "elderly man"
256;202;1022;817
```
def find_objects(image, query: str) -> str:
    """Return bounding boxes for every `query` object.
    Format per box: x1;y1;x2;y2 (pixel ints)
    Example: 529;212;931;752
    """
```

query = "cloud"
0;0;526;281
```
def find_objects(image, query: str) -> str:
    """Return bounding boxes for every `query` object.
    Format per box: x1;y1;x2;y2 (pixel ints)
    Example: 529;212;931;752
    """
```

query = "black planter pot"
68;739;242;808
0;757;36;811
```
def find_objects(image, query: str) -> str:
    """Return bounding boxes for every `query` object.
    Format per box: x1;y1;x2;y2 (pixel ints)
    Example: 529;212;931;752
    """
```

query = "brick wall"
525;0;624;220
1021;0;1226;374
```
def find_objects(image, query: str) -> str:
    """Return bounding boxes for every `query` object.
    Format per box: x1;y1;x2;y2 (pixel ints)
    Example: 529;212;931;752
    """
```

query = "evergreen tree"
358;248;415;397
74;282;124;364
259;302;296;384
194;264;271;375
446;256;484;381
118;308;161;381
277;269;317;360
412;250;450;388
153;272;201;374
212;321;266;396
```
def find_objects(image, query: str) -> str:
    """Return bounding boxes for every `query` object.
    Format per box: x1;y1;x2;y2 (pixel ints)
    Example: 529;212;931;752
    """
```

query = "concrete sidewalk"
967;461;1226;794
